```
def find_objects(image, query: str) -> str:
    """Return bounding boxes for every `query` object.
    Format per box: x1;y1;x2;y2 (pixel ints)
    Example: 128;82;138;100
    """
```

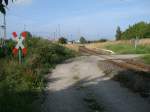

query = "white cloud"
15;0;32;5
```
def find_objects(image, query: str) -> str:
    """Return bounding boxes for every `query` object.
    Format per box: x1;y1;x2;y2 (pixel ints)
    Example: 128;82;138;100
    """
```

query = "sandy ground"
42;56;150;112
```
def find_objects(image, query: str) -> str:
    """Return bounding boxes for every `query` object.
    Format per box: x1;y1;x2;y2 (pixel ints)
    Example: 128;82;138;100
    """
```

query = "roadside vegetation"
104;44;150;54
0;36;75;112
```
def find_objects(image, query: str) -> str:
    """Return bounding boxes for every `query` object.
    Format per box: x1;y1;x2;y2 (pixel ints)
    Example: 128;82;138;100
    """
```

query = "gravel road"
43;56;150;112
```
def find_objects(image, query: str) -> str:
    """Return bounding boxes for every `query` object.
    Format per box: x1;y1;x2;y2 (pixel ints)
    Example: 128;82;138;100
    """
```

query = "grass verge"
104;44;150;54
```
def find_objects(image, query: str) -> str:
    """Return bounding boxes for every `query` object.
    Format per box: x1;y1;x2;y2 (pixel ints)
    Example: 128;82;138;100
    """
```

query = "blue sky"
1;0;150;40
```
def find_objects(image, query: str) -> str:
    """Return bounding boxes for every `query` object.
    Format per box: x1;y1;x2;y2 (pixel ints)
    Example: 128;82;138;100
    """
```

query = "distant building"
67;40;75;44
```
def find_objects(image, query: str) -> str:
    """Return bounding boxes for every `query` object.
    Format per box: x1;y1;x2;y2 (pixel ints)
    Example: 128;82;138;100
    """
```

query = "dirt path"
43;56;150;112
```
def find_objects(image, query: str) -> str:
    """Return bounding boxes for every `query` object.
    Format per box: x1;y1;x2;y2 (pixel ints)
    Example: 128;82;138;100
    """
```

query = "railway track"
79;46;150;73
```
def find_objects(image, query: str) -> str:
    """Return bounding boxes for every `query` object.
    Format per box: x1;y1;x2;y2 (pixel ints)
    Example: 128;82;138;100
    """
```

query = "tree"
80;36;87;44
0;0;13;14
116;26;122;40
58;37;67;44
144;24;150;38
121;21;150;39
98;38;108;42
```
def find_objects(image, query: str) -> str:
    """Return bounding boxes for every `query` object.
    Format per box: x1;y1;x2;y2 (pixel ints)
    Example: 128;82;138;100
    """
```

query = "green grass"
104;44;150;54
141;54;150;64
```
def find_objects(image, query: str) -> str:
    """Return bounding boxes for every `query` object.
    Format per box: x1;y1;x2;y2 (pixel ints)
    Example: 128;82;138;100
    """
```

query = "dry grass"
65;44;80;51
65;39;150;51
138;39;150;45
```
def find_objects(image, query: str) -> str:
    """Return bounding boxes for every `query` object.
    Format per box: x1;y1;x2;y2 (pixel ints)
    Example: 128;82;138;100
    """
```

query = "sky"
0;0;150;40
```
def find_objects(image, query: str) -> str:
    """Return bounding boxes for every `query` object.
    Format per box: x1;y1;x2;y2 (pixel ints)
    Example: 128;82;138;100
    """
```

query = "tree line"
116;21;150;40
